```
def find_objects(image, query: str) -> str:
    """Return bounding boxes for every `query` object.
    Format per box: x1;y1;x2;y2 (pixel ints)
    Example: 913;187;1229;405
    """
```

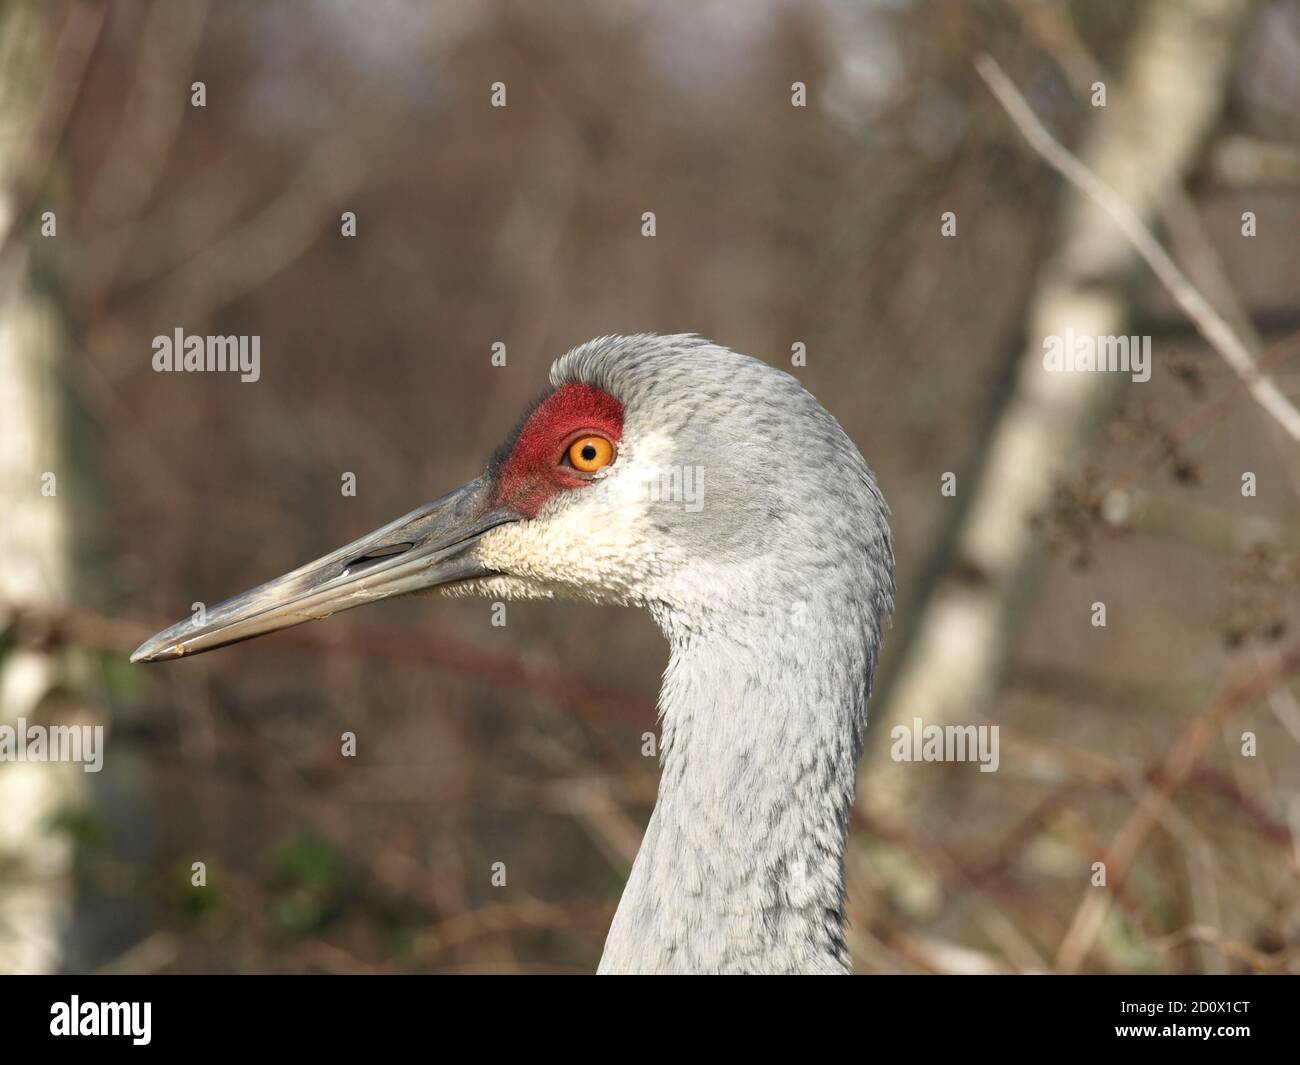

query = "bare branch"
1055;641;1300;971
976;54;1300;444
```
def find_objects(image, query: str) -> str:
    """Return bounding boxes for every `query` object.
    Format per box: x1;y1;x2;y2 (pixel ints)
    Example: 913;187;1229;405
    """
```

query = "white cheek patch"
476;430;679;605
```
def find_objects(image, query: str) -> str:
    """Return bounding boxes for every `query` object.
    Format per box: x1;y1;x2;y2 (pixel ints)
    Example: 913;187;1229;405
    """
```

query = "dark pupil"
581;444;597;462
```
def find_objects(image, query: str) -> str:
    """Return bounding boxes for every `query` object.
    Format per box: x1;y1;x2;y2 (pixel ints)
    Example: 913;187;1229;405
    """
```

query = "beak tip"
130;638;181;664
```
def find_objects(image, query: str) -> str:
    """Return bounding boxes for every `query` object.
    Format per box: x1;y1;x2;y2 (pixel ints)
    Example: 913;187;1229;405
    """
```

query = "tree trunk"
862;0;1254;824
0;0;83;974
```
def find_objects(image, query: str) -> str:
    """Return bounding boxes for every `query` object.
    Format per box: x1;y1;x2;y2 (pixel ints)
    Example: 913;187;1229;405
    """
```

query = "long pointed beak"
130;475;514;663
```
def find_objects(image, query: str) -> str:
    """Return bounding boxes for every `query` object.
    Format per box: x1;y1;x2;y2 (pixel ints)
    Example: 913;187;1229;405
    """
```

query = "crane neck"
599;604;873;974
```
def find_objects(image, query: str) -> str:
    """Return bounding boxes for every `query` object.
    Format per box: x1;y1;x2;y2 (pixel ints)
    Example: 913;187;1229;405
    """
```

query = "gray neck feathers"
552;335;894;974
598;599;875;974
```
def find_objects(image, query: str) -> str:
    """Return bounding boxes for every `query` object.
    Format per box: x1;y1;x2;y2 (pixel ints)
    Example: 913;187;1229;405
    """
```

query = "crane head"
130;334;892;663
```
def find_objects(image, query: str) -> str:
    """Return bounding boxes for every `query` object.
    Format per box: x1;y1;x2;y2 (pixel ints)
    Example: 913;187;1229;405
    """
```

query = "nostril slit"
347;542;415;570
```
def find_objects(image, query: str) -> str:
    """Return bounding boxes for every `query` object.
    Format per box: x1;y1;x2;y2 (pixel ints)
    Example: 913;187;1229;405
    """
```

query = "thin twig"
975;54;1300;444
1004;0;1300;495
1;601;655;729
0;0;107;271
1055;640;1300;971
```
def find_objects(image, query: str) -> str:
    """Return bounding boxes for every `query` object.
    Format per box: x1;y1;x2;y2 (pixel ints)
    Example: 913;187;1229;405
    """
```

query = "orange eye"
567;435;614;473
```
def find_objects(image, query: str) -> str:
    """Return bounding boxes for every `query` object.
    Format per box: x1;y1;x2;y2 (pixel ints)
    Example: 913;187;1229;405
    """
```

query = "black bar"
3;974;1293;1051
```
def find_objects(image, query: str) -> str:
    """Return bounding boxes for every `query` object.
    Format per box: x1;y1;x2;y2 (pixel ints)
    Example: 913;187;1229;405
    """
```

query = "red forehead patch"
493;383;624;518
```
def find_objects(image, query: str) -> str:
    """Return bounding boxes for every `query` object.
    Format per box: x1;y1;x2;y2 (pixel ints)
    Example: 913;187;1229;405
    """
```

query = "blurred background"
1;0;1298;974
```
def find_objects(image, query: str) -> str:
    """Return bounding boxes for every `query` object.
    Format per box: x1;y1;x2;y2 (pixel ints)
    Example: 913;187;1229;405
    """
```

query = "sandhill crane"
132;334;895;974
